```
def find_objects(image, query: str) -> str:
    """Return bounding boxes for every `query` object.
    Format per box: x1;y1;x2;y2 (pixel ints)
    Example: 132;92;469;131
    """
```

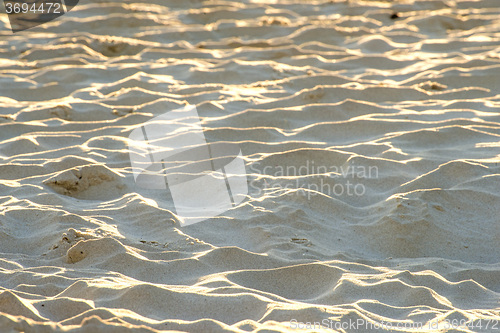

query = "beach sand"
0;0;499;332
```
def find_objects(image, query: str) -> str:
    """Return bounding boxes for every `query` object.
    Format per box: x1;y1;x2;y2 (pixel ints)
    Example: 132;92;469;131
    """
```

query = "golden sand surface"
0;0;499;332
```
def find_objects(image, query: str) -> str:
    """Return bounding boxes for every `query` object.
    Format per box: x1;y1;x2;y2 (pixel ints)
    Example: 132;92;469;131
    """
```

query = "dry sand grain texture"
1;0;500;332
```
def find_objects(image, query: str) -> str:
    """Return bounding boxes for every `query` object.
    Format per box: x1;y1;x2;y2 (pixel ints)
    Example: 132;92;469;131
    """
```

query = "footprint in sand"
66;237;125;264
43;164;126;200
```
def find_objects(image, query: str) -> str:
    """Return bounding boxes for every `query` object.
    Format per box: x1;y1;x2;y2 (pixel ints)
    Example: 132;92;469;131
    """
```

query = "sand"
0;0;500;332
